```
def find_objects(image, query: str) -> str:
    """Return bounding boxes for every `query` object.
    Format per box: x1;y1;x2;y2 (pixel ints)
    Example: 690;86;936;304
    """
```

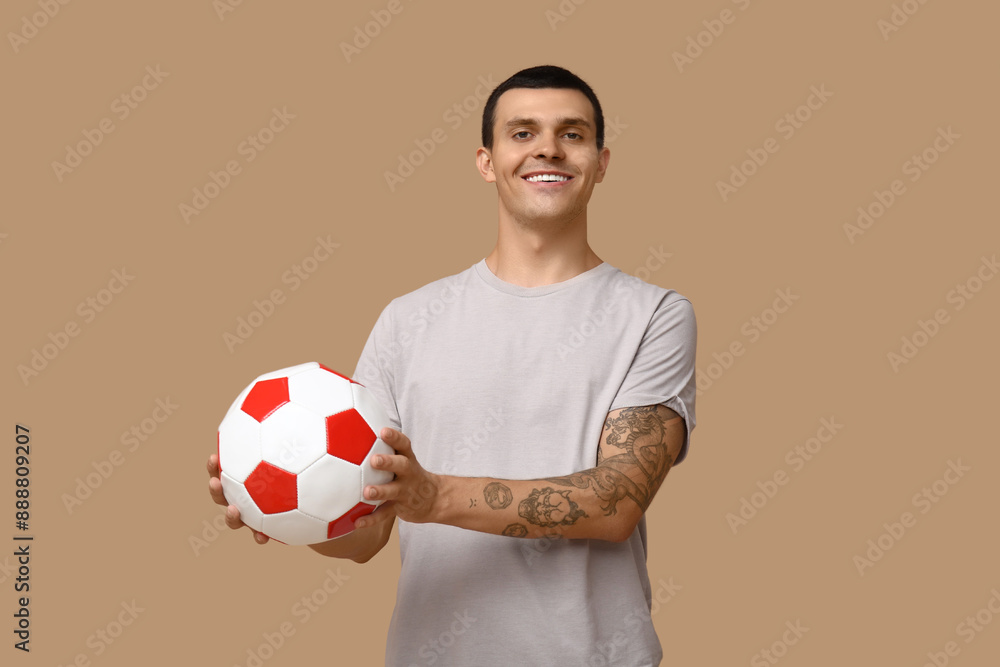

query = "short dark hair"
481;65;605;152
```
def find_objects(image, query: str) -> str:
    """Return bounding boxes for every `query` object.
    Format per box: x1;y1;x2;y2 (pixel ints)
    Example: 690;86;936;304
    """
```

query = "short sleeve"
352;301;403;433
610;296;697;465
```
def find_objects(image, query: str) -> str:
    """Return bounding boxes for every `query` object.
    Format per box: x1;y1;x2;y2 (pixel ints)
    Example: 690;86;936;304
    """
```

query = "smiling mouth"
522;174;574;184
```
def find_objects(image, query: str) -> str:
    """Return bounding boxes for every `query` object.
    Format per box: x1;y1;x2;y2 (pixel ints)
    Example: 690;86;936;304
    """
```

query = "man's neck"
484;243;602;288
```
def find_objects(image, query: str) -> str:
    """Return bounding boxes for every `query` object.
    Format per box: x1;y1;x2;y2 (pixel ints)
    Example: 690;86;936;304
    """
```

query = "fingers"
222;500;270;544
207;453;220;478
364;479;402;502
224;503;245;530
355;502;396;531
381;427;411;455
370;452;409;476
208;454;269;544
208;475;229;506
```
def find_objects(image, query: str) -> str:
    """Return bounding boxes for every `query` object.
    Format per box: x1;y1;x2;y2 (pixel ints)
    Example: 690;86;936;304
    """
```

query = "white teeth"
525;174;570;182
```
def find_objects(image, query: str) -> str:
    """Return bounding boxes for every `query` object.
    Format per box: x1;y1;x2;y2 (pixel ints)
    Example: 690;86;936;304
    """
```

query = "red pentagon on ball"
241;377;290;423
328;502;377;539
245;461;297;514
325;409;376;465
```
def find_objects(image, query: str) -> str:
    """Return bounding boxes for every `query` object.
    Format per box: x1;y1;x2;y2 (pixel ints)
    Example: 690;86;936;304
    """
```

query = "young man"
208;65;697;666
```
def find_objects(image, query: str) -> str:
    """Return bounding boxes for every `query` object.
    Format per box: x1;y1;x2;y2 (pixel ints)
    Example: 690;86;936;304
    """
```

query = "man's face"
477;87;610;229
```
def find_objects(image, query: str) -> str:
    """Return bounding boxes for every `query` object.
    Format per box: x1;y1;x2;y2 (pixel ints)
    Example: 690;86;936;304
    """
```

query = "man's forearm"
362;406;684;542
432;465;648;543
308;511;393;563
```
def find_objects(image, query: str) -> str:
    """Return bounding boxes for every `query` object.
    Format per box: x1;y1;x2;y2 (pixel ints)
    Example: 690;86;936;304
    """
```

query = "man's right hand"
207;453;270;544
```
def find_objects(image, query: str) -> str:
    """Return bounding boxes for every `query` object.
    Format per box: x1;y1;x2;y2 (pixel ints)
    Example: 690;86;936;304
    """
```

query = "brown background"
4;1;998;665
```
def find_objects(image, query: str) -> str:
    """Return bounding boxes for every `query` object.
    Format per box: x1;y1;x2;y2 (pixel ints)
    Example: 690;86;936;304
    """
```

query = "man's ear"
595;146;611;184
476;147;497;183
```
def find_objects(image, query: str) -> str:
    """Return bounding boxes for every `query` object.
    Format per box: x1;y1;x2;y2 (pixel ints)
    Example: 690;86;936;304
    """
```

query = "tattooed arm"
355;404;686;543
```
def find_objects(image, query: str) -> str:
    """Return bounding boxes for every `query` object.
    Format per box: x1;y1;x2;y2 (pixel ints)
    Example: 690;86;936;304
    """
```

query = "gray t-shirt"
353;258;697;666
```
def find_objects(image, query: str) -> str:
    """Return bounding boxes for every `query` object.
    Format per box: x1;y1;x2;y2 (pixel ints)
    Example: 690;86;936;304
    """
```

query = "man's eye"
513;131;531;139
565;132;582;140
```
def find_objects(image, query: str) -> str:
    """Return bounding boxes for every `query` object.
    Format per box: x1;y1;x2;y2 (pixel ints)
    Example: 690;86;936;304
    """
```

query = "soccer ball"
217;362;394;545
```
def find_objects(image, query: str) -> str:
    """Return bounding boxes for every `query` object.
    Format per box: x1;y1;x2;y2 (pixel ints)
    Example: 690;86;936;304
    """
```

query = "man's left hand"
356;427;444;529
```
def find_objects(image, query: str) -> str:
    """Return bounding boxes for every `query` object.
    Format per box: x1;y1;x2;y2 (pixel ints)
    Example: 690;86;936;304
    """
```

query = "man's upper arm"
609;295;697;465
595;404;686;515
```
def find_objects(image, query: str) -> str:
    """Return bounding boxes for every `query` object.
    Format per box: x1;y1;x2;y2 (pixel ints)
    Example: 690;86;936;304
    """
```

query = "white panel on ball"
360;439;395;492
259;403;328;474
218;409;263;483
222;382;254;421
220;472;265;532
297;455;364;521
255;361;318;382
262;509;328;546
351;383;392;436
288;367;355;417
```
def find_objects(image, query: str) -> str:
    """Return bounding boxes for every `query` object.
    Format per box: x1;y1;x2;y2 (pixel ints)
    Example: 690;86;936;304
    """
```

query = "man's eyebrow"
502;116;593;132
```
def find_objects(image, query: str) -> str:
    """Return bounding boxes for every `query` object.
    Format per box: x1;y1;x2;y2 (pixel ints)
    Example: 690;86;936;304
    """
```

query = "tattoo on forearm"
501;523;528;537
546;406;677;515
518;487;588;528
483;482;513;510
